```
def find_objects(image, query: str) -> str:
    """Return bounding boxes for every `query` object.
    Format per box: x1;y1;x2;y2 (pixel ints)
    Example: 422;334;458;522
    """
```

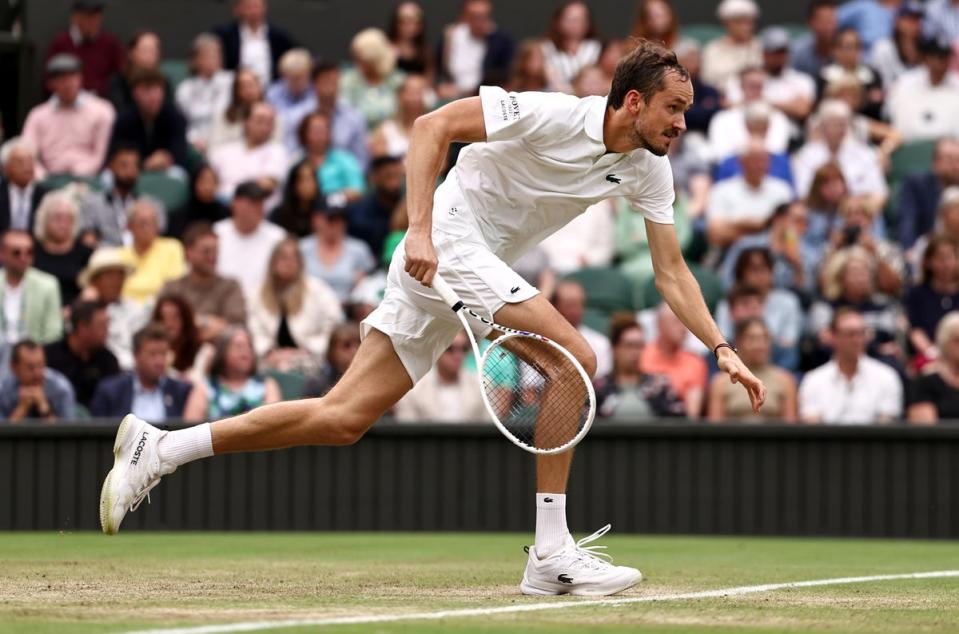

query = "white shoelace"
129;478;161;512
553;524;616;571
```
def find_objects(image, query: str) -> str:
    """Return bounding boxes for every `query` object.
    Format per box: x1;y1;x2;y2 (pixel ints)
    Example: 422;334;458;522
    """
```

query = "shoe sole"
99;414;135;535
520;571;642;597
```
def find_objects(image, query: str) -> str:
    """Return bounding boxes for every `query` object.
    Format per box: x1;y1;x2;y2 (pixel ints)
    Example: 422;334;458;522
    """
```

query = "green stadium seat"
889;140;937;187
680;23;724;45
160;59;190;92
266;370;307;400
38;173;102;193
138;171;189;212
781;23;810;41
638;263;724;314
564;266;636;314
582;307;610;337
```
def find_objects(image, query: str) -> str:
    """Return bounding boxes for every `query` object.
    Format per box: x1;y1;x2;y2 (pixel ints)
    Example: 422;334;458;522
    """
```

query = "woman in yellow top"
119;198;186;305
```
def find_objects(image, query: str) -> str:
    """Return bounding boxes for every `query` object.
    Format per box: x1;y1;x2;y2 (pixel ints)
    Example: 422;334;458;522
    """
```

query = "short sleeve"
909;373;939;406
479;86;565;143
626;156;675;225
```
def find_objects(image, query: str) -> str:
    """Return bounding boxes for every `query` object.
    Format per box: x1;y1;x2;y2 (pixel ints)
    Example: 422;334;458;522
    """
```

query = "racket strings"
481;336;592;451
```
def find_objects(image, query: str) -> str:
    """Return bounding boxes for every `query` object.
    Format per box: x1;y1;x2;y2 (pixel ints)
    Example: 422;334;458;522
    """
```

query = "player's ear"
626;90;644;115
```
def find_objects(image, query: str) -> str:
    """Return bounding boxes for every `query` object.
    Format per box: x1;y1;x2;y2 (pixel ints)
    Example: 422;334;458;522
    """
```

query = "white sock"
157;423;214;468
534;493;569;558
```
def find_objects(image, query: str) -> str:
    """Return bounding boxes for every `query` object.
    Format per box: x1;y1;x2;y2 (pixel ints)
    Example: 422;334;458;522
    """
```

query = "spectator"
540;200;615;275
887;35;959;142
571;64;610;98
0;230;62;346
818;28;884;119
509;40;553;93
706;139;794;249
176;33;234;152
79;145;167;248
792;99;888;203
910;186;959;270
388;1;434;78
90;323;192;422
0;340;75;422
701;0;761;90
302;321;361;397
640;303;708;418
551;279;612;377
908;312;959;423
214;181;285;299
0;138;47;233
395;330;487;422
708;317;797;422
540;1;600;94
707;69;791;161
596;39;625;85
821;73;902;157
716;249;803;369
299;206;375;303
298;112;365;205
44;299;119;408
176;165;230;234
593;315;684;420
21;54;115;178
837;0;899;51
209;101;289;209
803;161;849;259
346;155;405;260
108;68;189;174
871;1;924;89
266;48;316;155
107;30;168;113
270;160;322;237
182;325;281;421
214;0;295;87
45;0;124;98
77;247;149;369
310;60;369;167
249;238;343;371
437;0;514;98
339;28;406;129
922;0;959;43
719;202;810;291
673;40;721;135
208;68;279;151
799;308;902;423
823;195;904;295
630;0;683;50
118;198;186;305
791;0;839;79
897;138;959;251
906;236;959;365
32;191;93;306
152;294;209;383
370;74;430;160
725;27;816;125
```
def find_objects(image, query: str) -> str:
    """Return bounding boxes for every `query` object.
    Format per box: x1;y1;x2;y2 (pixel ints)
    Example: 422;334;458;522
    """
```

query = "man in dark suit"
898;137;959;250
90;323;192;422
213;0;295;87
0;139;48;234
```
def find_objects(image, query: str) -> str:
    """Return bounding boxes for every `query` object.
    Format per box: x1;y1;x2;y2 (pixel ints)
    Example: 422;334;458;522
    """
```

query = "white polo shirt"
798;356;903;424
445;86;675;265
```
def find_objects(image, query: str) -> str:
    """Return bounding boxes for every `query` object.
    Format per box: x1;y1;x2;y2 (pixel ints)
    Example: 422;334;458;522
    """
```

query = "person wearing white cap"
701;0;762;90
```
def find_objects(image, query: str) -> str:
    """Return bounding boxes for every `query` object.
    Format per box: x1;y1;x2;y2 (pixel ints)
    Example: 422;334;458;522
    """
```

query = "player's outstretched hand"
404;229;438;287
717;349;767;413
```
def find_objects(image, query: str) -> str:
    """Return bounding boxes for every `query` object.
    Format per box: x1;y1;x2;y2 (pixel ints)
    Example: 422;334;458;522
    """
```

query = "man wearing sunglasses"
0;229;63;348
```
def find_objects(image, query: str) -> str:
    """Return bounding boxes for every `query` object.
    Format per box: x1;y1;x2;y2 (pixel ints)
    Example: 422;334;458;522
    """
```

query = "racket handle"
430;274;463;310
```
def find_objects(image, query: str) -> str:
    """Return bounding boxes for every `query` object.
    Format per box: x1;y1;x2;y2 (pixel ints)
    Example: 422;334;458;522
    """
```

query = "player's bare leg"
100;330;412;534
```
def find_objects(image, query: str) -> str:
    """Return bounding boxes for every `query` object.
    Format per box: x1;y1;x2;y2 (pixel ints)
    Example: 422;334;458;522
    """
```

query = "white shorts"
361;179;538;383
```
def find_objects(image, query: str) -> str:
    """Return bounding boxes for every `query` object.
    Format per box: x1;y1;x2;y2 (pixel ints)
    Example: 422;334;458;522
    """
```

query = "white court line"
124;570;959;634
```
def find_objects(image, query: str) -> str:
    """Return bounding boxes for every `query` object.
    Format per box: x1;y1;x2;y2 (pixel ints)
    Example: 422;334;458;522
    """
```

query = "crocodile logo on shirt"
606;174;622;184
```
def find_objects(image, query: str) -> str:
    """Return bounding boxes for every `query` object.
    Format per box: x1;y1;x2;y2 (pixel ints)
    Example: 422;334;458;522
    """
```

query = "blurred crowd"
2;0;959;426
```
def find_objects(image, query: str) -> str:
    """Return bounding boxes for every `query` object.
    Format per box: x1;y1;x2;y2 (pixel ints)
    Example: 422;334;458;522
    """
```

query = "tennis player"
101;40;766;596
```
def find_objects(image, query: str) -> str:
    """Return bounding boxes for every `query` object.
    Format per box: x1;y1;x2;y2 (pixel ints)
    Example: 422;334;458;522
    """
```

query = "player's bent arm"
404;97;488;285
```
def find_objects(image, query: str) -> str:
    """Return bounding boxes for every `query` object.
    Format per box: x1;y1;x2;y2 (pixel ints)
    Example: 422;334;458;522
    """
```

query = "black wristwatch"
713;342;738;359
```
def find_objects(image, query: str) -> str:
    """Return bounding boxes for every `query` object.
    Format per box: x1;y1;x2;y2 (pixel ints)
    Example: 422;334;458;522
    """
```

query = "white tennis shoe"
520;524;642;596
99;414;176;535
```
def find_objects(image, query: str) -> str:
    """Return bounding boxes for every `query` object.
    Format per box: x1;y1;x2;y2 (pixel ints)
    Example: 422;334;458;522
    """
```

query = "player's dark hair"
608;38;689;109
132;322;170;354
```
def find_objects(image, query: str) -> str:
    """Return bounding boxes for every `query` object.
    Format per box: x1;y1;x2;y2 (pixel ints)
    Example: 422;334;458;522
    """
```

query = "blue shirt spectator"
299;207;376;302
317;149;366;201
838;0;896;51
0;340;75;421
714;152;795;190
310;61;370;168
923;0;959;43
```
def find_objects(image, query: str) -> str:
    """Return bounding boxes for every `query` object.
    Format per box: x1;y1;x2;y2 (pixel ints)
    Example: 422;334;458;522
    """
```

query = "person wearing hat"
212;0;296;87
338;28;407;129
887;34;959;141
701;0;762;90
870;1;924;89
77;246;150;370
725;27;816;124
45;0;124;98
214;180;286;300
20;53;115;178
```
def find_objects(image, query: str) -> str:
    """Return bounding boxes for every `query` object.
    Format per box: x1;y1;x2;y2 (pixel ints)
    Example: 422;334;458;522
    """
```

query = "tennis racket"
430;274;596;455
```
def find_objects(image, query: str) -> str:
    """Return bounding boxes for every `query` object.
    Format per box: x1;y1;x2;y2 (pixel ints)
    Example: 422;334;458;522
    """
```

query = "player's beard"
633;126;670;157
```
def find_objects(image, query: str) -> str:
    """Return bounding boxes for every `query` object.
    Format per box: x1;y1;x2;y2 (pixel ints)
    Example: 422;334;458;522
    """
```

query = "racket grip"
430;274;462;310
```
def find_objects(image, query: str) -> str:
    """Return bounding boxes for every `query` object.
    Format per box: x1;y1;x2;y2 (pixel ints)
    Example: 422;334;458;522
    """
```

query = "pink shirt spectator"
209;140;289;210
21;94;115;177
